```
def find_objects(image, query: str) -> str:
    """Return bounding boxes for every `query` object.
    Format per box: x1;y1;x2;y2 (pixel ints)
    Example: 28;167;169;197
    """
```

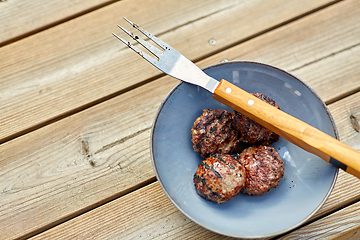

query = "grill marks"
193;154;246;204
193;173;223;201
191;93;284;203
199;161;223;179
193;145;284;202
233;92;280;146
191;109;241;158
227;162;235;169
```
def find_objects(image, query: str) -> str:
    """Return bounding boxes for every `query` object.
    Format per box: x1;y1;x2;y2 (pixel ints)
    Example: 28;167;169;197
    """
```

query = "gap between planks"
190;0;344;64
0;0;120;48
1;0;358;238
0;0;346;146
0;71;165;146
22;177;157;240
276;196;360;239
27;76;360;239
274;177;360;239
29;171;360;239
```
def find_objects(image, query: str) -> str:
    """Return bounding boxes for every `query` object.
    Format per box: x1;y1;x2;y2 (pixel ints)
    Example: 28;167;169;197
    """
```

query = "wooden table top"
1;0;360;239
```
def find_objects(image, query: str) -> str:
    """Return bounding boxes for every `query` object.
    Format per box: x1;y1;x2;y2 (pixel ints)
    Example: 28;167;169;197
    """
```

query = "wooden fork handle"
213;79;360;179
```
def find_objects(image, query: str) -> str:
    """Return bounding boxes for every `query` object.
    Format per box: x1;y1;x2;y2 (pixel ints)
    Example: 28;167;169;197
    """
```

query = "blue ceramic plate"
150;61;338;238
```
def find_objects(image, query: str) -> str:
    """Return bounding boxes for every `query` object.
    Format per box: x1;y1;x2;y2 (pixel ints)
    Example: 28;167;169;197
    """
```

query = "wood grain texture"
1;0;360;239
2;73;360;239
328;91;360;152
0;0;338;143
24;87;360;238
214;79;360;178
31;171;360;240
0;0;115;45
335;229;360;240
1;0;360;238
278;198;360;239
316;170;360;219
0;77;178;239
31;182;238;240
198;0;360;104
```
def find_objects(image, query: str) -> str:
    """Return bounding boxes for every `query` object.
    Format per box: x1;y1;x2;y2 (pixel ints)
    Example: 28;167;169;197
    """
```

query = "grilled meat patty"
191;109;241;158
239;145;284;196
233;92;280;146
194;154;246;203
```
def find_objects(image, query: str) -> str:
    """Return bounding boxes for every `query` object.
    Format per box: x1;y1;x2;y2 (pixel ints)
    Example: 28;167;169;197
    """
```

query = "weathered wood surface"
276;92;360;239
0;0;339;143
31;171;360;240
1;0;360;239
0;0;118;45
32;182;230;240
202;0;360;105
28;90;360;240
279;196;360;240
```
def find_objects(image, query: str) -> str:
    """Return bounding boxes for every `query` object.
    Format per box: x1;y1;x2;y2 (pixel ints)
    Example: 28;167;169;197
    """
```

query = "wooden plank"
27;90;360;238
31;182;236;240
3;60;360;239
328;91;360;152
0;0;340;143
198;0;360;104
0;77;177;239
310;89;360;217
0;0;115;45
335;229;360;240
278;199;360;239
0;0;241;143
31;172;360;240
1;0;360;238
317;170;360;219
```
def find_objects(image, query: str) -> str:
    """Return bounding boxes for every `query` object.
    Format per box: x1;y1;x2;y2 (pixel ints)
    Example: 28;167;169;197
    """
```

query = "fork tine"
117;25;163;57
123;17;172;52
112;32;159;66
111;32;130;47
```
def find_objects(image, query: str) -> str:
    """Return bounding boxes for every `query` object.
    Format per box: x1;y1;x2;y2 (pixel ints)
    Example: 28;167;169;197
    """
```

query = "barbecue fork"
113;18;360;178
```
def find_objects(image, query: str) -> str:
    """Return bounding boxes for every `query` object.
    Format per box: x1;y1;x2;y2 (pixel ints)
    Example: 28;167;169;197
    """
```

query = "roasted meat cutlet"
193;154;246;203
232;92;280;146
239;145;284;196
191;109;241;158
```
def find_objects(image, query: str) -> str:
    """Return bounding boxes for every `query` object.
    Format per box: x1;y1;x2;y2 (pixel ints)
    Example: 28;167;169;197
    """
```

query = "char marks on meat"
233;92;280;146
194;154;246;203
191;109;241;158
191;93;285;200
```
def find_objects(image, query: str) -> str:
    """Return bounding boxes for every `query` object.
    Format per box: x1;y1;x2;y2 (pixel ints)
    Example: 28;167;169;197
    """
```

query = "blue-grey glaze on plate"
150;61;338;238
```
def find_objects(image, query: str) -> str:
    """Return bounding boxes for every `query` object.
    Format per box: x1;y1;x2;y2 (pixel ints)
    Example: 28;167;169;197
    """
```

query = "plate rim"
150;60;339;238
